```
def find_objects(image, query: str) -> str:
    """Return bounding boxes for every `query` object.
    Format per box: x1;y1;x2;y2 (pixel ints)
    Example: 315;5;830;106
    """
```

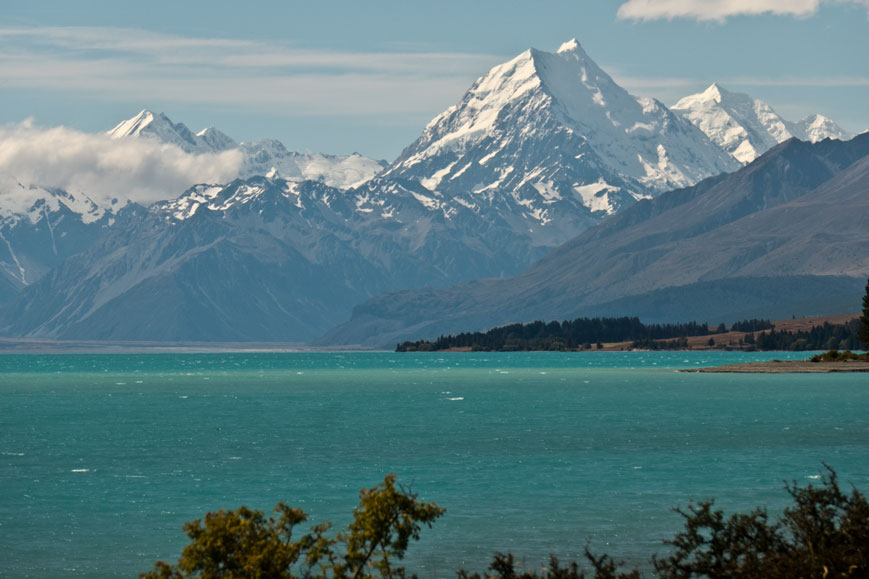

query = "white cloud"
0;121;243;208
616;0;868;21
0;27;496;118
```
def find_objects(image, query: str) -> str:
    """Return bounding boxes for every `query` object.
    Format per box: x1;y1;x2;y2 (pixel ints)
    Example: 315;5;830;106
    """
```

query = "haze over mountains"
0;39;862;343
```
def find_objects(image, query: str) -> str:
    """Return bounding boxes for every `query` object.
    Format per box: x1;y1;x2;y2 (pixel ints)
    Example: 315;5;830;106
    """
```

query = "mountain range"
324;133;869;347
0;39;861;343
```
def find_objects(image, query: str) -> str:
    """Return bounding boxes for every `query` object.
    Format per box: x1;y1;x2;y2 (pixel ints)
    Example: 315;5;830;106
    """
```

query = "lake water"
1;351;868;577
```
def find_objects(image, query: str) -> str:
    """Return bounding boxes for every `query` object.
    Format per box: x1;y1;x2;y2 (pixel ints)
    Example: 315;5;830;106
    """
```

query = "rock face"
322;133;869;347
672;84;853;164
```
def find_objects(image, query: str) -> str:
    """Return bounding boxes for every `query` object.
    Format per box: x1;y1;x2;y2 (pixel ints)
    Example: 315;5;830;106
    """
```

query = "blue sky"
1;0;867;160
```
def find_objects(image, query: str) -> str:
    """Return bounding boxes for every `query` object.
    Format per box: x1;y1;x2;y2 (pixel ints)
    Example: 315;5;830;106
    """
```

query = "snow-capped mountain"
109;110;236;154
0;174;550;341
0;183;120;302
109;110;386;189
672;84;853;163
384;39;739;230
791;113;853;144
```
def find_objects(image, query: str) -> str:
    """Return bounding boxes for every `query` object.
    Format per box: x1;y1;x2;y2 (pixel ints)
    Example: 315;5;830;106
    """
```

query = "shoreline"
685;360;869;373
0;338;377;354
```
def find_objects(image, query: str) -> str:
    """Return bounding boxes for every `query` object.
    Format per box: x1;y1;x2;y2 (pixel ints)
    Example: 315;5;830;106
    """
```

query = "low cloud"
616;0;868;21
0;121;243;208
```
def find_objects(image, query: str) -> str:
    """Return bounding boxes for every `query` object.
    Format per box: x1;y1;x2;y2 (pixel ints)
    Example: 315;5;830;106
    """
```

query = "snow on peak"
673;84;853;163
395;38;634;167
108;110;205;153
405;47;541;157
556;38;583;54
386;39;737;228
790;114;854;143
673;84;792;163
107;109;157;139
0;180;107;226
701;83;725;102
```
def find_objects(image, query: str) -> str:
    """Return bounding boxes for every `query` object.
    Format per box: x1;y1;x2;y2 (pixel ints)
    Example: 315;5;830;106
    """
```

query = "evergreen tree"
859;276;869;349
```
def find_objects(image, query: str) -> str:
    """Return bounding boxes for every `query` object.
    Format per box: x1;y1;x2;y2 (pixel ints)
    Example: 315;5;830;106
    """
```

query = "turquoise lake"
1;351;868;577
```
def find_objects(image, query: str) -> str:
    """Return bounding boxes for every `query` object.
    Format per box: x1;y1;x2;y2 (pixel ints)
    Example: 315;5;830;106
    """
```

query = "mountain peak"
792;113;854;143
387;38;737;223
700;83;730;102
108;109;160;139
106;109;206;153
704;82;722;95
556;38;583;54
673;84;852;163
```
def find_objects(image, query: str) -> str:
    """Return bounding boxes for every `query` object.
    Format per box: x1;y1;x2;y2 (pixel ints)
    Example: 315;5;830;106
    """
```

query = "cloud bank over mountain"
0;121;243;206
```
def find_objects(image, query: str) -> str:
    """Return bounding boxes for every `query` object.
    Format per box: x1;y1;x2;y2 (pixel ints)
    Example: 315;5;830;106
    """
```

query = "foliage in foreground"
460;467;868;578
145;468;869;579
141;474;444;579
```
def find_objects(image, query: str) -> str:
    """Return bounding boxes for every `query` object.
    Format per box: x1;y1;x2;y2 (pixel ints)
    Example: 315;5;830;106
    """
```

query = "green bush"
810;349;864;362
141;474;444;579
145;468;868;578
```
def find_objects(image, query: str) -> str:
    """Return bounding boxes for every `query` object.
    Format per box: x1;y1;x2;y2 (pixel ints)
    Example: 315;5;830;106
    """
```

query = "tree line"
394;314;869;353
394;317;783;352
396;317;717;351
753;319;862;351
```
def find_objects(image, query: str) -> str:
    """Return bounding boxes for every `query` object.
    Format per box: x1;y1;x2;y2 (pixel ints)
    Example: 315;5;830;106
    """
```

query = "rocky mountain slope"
323;133;869;347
